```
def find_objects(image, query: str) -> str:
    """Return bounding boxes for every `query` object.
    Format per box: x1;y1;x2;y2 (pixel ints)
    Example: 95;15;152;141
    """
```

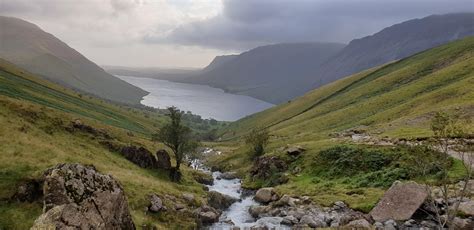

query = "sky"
1;0;473;68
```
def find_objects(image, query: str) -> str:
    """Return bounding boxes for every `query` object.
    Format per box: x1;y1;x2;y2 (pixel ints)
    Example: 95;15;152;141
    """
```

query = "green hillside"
208;36;474;211
0;59;218;229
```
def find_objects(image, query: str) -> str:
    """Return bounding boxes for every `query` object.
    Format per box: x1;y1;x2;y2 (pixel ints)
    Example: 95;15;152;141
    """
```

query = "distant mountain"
188;43;346;103
0;16;147;104
175;13;474;104
316;13;474;87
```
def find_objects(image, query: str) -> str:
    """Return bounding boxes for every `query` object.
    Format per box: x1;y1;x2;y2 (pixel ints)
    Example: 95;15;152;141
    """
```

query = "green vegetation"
153;107;198;181
0;59;213;229
207;37;474;211
244;127;270;159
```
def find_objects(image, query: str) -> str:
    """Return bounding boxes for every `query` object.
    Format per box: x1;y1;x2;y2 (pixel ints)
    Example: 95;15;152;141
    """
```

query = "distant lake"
117;76;274;121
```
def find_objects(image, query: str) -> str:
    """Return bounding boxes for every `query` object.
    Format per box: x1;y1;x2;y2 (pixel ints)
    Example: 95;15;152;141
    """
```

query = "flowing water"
192;149;290;230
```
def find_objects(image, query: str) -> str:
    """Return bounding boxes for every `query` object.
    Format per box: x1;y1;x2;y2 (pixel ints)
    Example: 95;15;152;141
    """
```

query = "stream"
191;149;290;230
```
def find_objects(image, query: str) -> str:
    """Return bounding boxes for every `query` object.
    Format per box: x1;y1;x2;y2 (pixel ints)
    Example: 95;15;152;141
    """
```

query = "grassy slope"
209;37;474;211
0;59;206;229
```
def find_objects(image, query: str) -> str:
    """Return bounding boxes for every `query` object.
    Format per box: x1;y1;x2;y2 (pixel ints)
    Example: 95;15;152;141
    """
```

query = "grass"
206;37;474;212
0;59;223;229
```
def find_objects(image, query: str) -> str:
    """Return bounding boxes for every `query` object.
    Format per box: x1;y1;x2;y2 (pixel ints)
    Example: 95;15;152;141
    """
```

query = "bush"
244;127;270;159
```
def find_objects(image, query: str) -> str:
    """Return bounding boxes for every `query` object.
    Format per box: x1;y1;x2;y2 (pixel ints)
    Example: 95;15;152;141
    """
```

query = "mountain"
316;12;474;87
212;37;474;209
176;13;474;104
0;16;147;104
189;42;346;103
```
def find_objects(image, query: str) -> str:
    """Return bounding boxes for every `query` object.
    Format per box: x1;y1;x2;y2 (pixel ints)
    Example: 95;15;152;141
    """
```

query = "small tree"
153;107;197;181
423;112;473;229
245;127;270;159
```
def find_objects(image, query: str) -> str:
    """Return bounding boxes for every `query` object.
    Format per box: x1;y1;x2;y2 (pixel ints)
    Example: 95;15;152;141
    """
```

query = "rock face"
120;146;158;169
31;163;135;229
155;149;172;169
370;181;428;222
207;191;239;211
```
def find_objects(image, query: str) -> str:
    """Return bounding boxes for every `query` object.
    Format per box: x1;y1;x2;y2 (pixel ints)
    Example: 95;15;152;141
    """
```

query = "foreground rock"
120;146;158;169
254;187;278;204
207;191;239;211
370;181;428;222
31;163;135;229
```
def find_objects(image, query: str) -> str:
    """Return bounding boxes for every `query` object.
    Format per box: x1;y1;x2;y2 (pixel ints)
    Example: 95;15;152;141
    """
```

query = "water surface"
117;76;274;121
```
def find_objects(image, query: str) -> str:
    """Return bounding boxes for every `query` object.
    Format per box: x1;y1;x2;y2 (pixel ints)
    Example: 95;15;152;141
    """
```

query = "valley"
0;7;473;230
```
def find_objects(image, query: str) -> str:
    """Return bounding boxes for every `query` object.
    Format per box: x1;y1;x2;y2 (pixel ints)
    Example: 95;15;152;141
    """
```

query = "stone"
70;119;110;139
452;217;474;230
281;215;298;225
384;219;397;230
370;181;428;222
11;179;43;202
286;146;305;157
249;205;269;218
155;149;171;169
120;146;158;169
182;193;195;204
148;194;164;213
299;215;327;228
31;163;135;229
273;195;297;207
346;219;372;229
458;200;474;216
250;156;287;184
196;205;221;224
174;203;185;210
207;191;239;211
219;172;238;180
254;187;276;204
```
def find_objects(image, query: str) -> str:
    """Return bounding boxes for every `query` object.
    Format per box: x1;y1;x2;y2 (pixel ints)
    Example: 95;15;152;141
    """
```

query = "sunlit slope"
223;36;474;140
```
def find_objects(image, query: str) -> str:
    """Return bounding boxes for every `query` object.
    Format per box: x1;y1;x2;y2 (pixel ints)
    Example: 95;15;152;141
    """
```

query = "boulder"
193;171;214;185
120;146;158;169
458;200;474;217
254;187;277;204
286;146;305;157
249;205;270;218
31;163;135;229
182;193;195;204
299;215;327;228
155;149;171;169
207;191;239;210
250;156;288;185
196;205;221;224
453;217;474;230
273;195;298;207
70;119;111;139
148;194;164;213
370;181;428;222
219;172;238;180
346;219;372;229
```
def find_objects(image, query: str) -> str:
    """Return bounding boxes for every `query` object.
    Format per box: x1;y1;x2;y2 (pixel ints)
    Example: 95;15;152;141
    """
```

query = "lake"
117;76;274;121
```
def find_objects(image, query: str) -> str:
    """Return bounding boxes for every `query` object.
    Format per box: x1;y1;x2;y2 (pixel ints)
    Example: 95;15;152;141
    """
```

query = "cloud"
147;0;474;50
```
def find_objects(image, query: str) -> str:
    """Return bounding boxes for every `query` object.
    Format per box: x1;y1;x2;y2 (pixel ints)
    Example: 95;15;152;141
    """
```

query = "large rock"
195;205;221;224
31;163;135;229
458;200;474;217
250;156;287;179
370;181;428;222
299;215;327;228
155;149;171;169
120;146;158;169
346;219;372;229
285;146;305;157
254;187;277;204
207;191;239;211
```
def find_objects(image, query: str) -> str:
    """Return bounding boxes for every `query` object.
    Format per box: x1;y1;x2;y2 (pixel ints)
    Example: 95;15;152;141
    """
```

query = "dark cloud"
147;0;474;50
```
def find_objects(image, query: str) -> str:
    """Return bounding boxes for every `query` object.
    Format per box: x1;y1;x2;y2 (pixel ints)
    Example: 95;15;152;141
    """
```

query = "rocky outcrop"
192;171;214;186
120;146;158;169
370;181;428;222
156;149;171;169
70;119;111;139
31;163;135;229
250;156;288;185
207;191;239;211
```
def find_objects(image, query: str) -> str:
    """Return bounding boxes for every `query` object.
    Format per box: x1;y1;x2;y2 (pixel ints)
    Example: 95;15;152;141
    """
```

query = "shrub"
244;127;270;159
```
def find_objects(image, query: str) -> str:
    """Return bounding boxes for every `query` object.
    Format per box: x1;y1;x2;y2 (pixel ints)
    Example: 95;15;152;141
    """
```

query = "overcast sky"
1;0;473;68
